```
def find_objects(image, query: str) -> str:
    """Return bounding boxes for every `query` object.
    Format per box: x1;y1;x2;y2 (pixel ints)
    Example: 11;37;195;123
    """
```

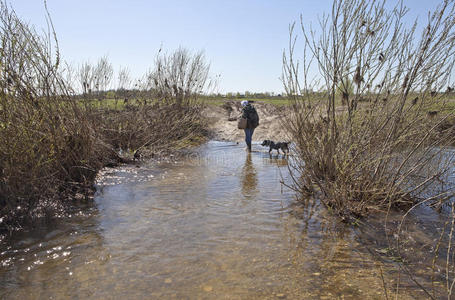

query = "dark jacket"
242;104;259;129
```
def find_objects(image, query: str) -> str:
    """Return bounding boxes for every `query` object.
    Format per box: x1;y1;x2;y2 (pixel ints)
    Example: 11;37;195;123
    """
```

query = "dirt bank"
206;101;289;143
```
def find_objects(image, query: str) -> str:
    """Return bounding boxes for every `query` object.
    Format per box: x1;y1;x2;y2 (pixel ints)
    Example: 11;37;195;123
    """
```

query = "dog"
261;140;290;154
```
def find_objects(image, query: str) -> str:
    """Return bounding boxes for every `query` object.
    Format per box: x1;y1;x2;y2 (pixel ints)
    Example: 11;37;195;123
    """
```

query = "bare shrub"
93;56;114;93
284;0;455;297
117;66;131;91
78;55;113;97
145;47;215;104
283;0;455;217
93;48;213;155
0;2;208;234
95;102;206;156
0;1;112;230
78;61;93;95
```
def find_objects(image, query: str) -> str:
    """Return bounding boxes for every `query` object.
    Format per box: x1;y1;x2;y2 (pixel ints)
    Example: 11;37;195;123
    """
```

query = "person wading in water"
241;100;259;152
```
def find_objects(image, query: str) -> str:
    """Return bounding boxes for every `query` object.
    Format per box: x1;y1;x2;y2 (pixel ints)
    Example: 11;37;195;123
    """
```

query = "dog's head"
261;140;272;146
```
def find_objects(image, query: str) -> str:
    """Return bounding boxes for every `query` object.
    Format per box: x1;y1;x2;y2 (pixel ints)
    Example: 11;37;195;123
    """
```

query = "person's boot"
247;144;252;152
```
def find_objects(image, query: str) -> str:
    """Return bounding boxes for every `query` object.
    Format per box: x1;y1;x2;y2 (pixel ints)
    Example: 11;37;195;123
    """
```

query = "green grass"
76;95;302;108
75;95;455;114
76;98;153;110
252;98;292;106
426;98;455;113
83;98;143;109
202;97;292;106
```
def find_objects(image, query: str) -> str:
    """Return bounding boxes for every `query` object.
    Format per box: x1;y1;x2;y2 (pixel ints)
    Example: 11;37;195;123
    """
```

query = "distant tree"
117;66;131;91
78;56;113;97
147;47;213;104
78;61;94;95
93;56;113;93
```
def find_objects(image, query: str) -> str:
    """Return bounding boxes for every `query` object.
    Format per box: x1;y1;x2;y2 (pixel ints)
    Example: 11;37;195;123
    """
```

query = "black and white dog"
261;140;291;154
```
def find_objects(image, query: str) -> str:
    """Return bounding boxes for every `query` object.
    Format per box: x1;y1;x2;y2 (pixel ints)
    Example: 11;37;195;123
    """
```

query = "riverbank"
0;101;208;238
206;100;289;143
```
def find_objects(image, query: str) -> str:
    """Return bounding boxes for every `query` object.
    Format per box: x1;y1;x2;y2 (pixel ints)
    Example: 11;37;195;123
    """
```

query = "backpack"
248;106;259;128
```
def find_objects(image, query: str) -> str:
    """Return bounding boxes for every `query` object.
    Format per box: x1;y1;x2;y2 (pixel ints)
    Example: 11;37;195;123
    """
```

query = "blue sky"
10;0;443;93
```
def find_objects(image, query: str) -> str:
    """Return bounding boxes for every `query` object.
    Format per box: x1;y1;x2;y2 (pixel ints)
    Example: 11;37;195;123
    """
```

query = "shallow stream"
0;141;440;299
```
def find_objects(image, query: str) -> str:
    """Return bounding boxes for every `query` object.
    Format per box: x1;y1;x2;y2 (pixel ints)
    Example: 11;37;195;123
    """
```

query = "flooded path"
0;142;430;299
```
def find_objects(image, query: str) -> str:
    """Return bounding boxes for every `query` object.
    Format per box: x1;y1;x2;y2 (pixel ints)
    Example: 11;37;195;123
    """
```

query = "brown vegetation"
283;0;455;218
0;2;208;234
283;0;455;297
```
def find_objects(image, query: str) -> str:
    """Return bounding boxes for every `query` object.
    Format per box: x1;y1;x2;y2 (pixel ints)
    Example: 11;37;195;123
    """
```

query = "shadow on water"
0;141;444;299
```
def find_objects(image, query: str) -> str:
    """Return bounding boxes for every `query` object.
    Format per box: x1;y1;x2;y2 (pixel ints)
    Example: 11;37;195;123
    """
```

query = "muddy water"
0;142;430;299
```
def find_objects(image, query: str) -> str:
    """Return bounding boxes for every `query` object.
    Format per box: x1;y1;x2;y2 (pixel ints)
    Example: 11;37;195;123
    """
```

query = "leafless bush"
78;61;93;95
0;1;110;229
94;56;113;93
95;102;206;156
0;2;208;234
78;55;113;96
145;47;215;104
283;0;455;296
283;0;455;217
117;66;131;92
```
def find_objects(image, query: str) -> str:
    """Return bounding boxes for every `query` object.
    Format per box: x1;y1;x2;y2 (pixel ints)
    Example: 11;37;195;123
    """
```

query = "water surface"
0;141;432;299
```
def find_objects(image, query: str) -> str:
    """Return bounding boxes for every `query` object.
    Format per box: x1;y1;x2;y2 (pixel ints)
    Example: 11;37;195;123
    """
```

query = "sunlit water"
0;141;439;299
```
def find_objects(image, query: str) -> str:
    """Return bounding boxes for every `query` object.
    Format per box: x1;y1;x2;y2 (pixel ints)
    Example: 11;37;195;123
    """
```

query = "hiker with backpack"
240;100;259;152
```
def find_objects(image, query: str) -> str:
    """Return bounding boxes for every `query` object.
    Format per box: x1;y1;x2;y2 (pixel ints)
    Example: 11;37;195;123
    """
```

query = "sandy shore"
206;101;290;144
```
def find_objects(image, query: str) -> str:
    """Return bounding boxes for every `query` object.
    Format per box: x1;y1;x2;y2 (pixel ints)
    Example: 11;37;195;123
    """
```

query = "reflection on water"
0;141;434;299
241;153;258;198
